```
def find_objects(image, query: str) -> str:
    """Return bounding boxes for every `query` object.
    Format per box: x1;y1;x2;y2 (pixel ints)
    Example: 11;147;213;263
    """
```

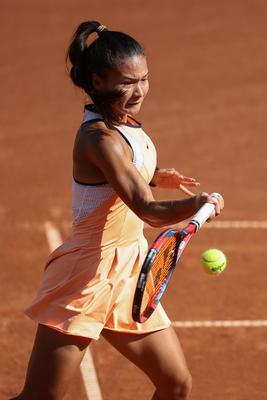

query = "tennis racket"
132;201;216;323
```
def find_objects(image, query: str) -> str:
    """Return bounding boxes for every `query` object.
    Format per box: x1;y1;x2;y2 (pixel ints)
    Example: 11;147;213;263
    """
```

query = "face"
92;55;149;121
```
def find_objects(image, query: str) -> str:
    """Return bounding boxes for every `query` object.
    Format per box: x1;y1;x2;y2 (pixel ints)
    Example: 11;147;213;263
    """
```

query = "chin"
126;102;142;115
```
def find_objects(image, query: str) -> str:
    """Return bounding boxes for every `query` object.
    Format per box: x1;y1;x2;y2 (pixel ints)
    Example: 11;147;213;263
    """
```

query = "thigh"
102;327;190;390
20;324;91;400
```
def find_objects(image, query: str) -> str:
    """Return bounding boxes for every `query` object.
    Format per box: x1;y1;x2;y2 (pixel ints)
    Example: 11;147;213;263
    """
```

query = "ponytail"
67;21;100;92
66;21;145;125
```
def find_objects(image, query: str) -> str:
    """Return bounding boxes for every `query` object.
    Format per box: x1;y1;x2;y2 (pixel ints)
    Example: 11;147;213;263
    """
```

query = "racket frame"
132;202;215;323
133;227;192;323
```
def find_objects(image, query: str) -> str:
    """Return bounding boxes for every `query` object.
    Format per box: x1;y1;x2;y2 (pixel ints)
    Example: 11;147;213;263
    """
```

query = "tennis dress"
24;106;171;340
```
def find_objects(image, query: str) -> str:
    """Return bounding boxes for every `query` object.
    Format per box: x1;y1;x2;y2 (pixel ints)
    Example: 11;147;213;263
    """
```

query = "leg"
14;324;91;400
102;326;192;400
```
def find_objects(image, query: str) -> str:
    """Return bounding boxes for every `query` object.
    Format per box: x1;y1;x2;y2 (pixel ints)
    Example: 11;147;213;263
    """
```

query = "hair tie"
96;25;108;35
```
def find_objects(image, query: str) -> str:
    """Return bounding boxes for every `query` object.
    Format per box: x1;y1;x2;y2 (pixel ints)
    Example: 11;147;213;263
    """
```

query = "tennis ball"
201;248;227;275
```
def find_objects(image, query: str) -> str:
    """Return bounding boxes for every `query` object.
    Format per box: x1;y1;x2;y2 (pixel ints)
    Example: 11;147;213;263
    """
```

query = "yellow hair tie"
97;25;107;34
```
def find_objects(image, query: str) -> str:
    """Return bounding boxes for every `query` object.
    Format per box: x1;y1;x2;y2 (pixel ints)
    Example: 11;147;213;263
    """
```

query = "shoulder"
76;120;118;145
74;120;128;161
79;119;114;137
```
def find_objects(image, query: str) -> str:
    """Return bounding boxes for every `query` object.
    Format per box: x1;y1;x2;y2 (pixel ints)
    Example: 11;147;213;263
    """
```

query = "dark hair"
66;21;145;126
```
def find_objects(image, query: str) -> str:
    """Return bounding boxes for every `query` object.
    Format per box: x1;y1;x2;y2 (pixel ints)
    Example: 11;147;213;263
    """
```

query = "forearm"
140;196;200;227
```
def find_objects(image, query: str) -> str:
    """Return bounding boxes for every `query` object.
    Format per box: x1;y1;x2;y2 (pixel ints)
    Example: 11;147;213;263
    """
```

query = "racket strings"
141;236;177;313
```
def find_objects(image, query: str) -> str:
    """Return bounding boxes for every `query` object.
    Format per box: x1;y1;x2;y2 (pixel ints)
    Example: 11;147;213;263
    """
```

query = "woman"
12;21;224;400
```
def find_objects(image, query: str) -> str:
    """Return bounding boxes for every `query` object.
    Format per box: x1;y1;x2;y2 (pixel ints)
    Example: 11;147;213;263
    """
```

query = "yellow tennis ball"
201;248;227;275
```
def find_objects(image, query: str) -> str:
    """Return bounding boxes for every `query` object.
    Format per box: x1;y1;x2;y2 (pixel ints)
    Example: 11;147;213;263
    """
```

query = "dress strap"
81;106;143;172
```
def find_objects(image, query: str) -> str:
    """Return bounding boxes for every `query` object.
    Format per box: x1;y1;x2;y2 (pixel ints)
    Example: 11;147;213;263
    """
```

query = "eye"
142;74;149;81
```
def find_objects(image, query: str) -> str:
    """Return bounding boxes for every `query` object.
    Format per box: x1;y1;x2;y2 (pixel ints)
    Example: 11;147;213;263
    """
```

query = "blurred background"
1;1;267;399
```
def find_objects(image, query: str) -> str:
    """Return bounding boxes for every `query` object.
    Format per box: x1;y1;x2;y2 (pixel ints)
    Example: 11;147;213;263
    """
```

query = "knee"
156;371;192;400
173;373;192;399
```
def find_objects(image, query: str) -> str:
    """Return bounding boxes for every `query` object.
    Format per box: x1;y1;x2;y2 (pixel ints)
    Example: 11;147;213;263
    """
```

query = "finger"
211;192;224;212
180;181;200;187
207;208;216;222
161;170;175;176
210;195;221;216
173;172;193;180
179;176;197;182
178;184;195;197
174;173;200;185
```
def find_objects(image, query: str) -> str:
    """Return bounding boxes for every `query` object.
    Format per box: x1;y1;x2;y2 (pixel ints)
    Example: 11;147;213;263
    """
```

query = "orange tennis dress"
24;106;171;340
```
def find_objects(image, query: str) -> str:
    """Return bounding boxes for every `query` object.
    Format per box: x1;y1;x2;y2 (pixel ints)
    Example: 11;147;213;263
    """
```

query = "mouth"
126;100;142;106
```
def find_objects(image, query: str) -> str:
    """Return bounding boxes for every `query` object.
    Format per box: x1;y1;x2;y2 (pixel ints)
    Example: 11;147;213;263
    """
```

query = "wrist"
195;192;209;210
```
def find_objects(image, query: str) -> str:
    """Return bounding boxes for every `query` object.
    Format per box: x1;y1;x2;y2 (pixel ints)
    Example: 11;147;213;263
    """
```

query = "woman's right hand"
195;192;224;221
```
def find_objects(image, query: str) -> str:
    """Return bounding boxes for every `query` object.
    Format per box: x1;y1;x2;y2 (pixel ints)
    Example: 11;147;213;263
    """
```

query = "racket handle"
190;203;215;230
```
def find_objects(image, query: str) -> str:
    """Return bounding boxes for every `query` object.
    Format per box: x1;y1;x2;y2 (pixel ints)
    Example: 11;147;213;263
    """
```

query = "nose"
133;81;145;98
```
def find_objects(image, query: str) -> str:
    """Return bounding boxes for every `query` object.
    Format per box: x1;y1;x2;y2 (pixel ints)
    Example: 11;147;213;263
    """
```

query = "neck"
86;104;128;125
116;112;128;124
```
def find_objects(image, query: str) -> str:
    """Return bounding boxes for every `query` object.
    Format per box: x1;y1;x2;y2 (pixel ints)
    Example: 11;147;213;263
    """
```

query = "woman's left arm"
150;167;200;196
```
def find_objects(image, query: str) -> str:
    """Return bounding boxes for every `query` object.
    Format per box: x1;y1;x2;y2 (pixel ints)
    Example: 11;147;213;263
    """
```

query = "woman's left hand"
151;168;200;196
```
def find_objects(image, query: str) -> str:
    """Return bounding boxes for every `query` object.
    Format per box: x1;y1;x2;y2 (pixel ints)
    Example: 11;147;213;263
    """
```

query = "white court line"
44;221;103;400
145;220;267;230
80;348;103;400
172;320;267;328
203;221;267;229
44;222;63;249
10;219;267;232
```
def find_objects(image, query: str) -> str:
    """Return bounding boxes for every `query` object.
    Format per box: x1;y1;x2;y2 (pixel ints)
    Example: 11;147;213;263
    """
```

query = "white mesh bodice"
72;108;146;224
72;180;115;224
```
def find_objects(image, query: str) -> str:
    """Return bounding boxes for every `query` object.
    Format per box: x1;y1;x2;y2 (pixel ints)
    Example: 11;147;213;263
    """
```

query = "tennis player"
12;21;224;400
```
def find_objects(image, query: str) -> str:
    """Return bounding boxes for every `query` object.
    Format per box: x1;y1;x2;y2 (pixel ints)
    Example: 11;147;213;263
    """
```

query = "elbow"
143;217;165;228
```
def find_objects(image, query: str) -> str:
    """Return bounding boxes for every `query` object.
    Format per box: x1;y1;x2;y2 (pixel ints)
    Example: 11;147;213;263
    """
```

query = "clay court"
1;0;267;399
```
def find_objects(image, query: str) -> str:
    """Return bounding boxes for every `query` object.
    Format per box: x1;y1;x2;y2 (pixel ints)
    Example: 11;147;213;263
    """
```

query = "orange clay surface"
1;1;267;399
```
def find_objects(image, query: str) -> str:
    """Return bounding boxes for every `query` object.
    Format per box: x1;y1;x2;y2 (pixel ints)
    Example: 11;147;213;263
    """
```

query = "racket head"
132;228;181;323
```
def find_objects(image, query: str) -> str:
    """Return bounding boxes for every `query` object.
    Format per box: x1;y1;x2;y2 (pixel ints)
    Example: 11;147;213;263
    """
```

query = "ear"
91;73;105;91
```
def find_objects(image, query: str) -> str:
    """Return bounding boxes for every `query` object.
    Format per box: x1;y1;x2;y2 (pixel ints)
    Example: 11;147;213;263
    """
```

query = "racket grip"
190;203;215;230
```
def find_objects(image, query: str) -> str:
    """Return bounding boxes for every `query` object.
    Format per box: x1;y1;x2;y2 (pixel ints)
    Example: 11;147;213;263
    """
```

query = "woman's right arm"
78;126;224;227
